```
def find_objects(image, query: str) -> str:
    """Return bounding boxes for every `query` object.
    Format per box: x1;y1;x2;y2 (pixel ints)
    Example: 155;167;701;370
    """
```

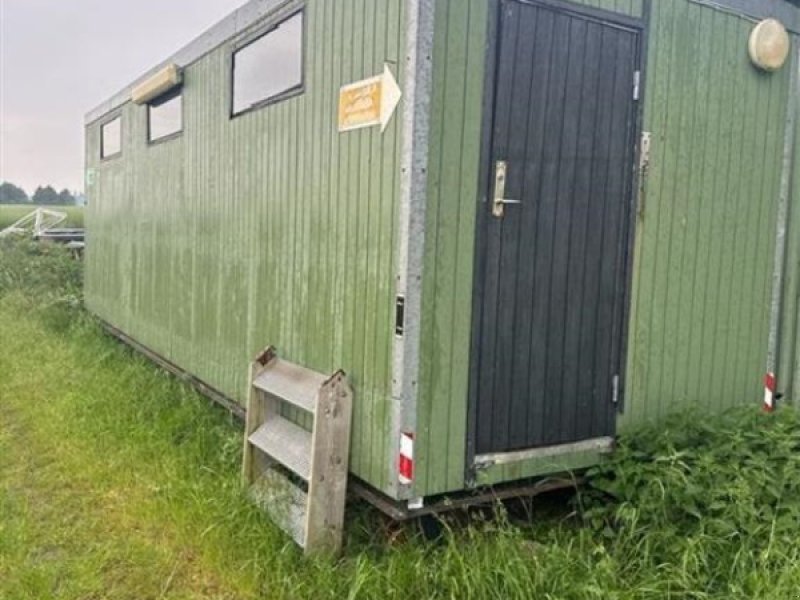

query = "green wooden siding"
623;1;791;428
418;0;797;497
85;0;405;495
416;0;489;499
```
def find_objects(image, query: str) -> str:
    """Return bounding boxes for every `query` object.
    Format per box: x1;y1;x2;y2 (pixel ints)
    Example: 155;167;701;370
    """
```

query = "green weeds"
0;238;82;331
581;408;800;598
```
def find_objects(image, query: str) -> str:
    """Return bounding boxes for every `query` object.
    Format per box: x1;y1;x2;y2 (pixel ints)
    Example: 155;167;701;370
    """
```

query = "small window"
148;88;183;142
232;12;304;116
101;116;122;159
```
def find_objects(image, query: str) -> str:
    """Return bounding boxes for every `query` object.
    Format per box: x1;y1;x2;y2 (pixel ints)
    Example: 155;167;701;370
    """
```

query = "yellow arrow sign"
338;65;402;133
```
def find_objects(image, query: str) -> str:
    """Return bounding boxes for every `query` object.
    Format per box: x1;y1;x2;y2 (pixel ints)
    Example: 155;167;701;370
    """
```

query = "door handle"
492;160;520;218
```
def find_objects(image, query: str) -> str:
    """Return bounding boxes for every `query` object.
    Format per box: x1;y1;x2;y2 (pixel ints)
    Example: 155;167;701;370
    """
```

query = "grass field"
0;204;84;229
2;239;800;599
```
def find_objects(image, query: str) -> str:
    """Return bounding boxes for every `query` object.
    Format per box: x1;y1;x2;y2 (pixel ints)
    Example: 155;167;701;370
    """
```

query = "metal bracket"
408;497;425;510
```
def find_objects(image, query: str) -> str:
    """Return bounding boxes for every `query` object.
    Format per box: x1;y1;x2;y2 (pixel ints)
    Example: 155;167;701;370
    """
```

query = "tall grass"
1;238;799;599
0;238;82;299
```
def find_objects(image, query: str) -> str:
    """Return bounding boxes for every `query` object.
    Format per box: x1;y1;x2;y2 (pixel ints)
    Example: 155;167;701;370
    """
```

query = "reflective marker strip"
399;432;414;485
764;372;776;412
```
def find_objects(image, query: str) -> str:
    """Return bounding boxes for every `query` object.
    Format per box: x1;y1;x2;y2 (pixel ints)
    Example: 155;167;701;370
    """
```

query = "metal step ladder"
242;347;353;556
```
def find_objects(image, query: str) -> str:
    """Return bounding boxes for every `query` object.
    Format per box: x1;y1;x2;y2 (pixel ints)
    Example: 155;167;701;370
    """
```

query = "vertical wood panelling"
473;4;639;454
622;2;791;428
85;0;404;495
417;0;489;498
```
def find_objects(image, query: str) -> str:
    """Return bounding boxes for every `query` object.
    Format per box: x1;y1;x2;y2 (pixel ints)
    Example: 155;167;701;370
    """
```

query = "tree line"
0;181;81;206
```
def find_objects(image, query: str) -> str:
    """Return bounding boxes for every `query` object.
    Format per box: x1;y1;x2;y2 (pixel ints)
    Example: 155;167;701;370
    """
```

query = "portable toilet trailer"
85;0;800;553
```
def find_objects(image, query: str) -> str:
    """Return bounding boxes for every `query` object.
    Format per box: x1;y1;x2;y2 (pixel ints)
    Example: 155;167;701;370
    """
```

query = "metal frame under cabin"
464;0;649;488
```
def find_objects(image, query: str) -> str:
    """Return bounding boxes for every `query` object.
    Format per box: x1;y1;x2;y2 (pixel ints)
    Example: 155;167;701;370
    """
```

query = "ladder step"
252;358;327;415
251;467;307;547
243;347;354;555
248;418;312;481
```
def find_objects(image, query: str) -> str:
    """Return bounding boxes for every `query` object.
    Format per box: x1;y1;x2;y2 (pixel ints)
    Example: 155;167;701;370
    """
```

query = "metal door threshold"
475;437;615;470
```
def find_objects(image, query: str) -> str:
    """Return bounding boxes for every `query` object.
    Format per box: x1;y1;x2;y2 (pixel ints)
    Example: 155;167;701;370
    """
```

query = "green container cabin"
85;0;800;512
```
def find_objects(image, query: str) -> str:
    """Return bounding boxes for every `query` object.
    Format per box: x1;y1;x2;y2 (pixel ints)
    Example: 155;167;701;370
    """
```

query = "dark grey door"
474;0;641;455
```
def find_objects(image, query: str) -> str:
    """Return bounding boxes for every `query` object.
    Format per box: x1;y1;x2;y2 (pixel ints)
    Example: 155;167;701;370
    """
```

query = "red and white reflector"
764;372;777;412
398;432;414;485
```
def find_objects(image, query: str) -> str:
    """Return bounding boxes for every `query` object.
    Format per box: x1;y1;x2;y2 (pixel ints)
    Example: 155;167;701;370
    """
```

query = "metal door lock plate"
492;160;520;218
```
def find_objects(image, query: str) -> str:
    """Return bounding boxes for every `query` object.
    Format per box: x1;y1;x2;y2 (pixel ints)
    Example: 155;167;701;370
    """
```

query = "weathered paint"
415;0;489;501
623;0;792;428
86;0;406;496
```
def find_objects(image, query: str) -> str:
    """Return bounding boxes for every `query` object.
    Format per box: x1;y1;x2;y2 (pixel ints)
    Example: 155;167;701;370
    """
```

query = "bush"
581;407;800;596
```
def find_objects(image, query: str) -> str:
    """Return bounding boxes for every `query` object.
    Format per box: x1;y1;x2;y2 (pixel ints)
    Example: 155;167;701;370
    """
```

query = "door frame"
465;0;651;485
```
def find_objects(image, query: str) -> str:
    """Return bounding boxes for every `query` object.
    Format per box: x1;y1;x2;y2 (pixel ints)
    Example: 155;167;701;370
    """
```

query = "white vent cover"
749;19;790;72
131;64;182;105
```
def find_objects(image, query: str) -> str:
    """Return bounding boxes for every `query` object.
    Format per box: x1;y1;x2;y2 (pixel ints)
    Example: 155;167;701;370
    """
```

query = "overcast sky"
0;0;246;195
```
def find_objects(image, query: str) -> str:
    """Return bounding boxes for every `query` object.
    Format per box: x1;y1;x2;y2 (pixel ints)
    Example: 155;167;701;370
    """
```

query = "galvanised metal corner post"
390;0;437;502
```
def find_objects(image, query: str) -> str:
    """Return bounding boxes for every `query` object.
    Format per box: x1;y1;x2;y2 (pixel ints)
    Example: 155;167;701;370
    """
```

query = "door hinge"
633;71;641;101
612;374;620;404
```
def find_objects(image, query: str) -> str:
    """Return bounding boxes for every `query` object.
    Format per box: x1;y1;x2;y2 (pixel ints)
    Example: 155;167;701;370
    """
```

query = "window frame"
147;86;184;145
229;8;306;119
100;114;123;161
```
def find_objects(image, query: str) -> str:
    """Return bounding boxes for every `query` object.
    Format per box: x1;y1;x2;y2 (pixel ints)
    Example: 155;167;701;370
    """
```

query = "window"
232;12;304;115
148;88;183;142
101;116;122;159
